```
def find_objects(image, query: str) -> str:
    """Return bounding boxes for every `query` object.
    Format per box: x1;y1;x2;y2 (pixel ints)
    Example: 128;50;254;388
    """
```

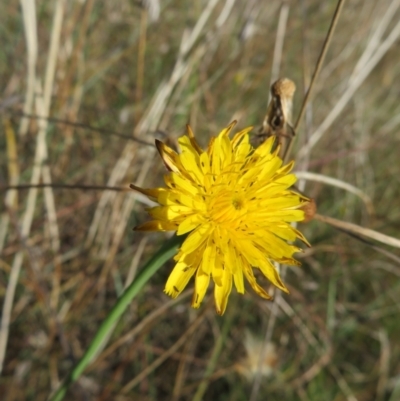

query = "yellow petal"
192;267;210;308
177;214;202;235
218;120;237;137
164;172;199;196
174;248;202;267
180;224;211;254
238;238;266;267
257;258;289;293
186;125;203;154
147;206;190;222
231;126;253;148
255;135;275;155
165;262;196;298
130;184;165;201
214;268;232;315
158;189;203;210
273;224;299;241
179;147;203;184
201;236;216;275
233;264;245;294
206;136;215;155
155;140;188;177
134;220;178;231
199;152;210;175
252;232;299;259
212;134;233;173
242;262;273;300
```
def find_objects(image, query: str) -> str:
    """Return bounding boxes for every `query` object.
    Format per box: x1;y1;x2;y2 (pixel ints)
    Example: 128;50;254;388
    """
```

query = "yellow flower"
131;122;309;315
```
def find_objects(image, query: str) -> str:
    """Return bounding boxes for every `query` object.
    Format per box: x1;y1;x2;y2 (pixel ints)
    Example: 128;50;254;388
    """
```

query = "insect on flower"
131;121;310;314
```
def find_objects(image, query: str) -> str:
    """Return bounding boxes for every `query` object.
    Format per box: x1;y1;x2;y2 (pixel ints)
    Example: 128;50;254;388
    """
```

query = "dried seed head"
300;198;317;222
271;78;296;98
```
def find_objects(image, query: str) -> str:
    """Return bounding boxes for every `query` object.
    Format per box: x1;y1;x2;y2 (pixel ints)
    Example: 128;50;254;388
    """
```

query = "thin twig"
298;9;400;159
0;183;129;191
284;0;347;163
4;111;154;147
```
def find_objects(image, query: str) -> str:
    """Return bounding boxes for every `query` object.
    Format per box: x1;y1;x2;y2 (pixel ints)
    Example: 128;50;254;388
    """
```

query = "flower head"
131;122;309;315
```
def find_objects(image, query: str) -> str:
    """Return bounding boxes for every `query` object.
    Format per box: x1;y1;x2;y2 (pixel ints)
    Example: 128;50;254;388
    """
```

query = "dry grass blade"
249;283;280;401
18;0;38;137
85;63;183;249
0;120;19;252
85;0;217;252
280;297;357;401
0;0;66;375
349;0;400;83
119;305;210;395
269;3;290;86
314;213;400;249
376;329;390;401
298;6;400;159
295;171;374;215
90;291;191;367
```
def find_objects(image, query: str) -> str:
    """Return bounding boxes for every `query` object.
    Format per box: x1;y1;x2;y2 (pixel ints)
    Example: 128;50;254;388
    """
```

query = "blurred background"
1;0;400;400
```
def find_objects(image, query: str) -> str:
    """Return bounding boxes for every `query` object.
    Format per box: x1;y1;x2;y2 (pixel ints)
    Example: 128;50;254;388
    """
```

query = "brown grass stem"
284;0;347;163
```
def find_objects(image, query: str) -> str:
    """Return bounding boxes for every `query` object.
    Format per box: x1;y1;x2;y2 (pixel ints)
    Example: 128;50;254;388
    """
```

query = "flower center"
208;190;246;228
232;194;245;210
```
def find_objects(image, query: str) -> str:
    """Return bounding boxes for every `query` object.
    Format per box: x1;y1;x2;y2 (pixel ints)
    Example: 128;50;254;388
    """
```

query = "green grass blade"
49;234;183;401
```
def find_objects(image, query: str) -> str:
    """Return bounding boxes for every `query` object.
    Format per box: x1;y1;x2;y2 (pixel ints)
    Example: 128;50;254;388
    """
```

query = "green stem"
49;235;183;401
